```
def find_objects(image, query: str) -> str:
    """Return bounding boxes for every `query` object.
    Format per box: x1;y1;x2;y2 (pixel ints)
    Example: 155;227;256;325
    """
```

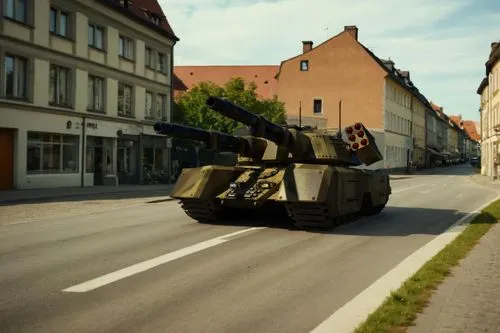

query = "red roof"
97;0;178;41
173;65;280;100
448;115;481;142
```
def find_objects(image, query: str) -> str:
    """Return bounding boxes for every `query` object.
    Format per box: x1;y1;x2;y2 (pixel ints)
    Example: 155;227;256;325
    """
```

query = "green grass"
354;198;500;333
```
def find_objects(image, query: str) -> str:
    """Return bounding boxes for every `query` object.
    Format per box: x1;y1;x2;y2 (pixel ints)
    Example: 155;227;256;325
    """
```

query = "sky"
159;0;500;122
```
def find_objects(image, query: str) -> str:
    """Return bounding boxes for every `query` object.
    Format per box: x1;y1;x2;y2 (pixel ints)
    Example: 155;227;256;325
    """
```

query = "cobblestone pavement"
408;222;500;333
0;196;173;226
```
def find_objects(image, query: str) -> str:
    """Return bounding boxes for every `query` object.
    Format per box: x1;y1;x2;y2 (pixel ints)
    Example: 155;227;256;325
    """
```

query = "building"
274;25;434;171
430;102;450;161
449;115;481;159
173;65;280;100
0;0;179;190
477;41;500;178
425;104;442;167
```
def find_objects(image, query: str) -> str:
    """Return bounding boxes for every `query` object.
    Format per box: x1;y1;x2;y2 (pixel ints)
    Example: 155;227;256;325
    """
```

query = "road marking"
62;227;265;293
420;189;431;194
456;194;464;199
309;194;500;333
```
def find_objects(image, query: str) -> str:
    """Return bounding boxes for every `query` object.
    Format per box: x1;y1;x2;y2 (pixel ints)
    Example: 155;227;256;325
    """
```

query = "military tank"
154;96;391;230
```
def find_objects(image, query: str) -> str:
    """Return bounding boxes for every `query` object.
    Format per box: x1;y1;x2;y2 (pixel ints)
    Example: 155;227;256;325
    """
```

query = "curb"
0;190;175;205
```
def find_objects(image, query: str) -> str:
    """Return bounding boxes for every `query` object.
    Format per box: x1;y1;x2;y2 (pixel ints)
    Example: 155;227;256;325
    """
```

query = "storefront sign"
87;122;98;129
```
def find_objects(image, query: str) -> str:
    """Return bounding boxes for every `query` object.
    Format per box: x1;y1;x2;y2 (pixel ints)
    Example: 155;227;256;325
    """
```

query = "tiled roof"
96;0;179;41
462;120;481;141
173;65;280;100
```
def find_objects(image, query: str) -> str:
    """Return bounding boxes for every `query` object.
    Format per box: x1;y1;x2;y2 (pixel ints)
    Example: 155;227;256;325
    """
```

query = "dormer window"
150;14;161;25
300;60;309;71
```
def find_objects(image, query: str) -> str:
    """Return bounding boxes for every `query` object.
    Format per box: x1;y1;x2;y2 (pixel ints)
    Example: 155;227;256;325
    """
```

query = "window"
145;47;154;68
300;60;309;71
49;64;71;106
87;75;104;111
26;132;79;174
3;54;27;99
157;53;167;72
156;93;167;119
4;0;26;23
49;7;69;37
118;83;133;116
145;90;153;117
88;24;104;49
119;36;134;59
145;91;167;119
313;99;322;114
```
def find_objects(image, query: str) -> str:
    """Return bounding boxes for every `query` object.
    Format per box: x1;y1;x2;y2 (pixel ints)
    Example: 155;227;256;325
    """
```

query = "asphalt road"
0;165;497;333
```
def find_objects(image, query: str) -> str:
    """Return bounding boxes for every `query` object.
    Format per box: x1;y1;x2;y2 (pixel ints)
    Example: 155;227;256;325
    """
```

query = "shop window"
26;132;79;174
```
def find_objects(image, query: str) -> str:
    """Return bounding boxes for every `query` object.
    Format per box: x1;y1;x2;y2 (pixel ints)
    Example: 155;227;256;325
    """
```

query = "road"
0;165;497;333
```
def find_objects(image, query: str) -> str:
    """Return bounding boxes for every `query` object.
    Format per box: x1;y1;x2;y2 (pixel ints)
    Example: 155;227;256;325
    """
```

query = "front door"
0;128;14;190
93;146;103;185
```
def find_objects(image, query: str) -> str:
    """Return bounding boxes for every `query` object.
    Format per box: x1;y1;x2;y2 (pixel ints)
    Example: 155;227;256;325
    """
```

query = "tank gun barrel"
154;122;250;154
206;96;288;145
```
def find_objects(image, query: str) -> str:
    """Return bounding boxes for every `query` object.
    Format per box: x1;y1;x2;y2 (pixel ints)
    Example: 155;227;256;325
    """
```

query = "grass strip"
354;198;500;333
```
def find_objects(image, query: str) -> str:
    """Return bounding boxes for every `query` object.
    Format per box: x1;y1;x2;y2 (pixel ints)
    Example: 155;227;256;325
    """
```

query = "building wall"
480;59;500;177
276;31;387;131
0;0;176;189
411;97;426;165
447;124;458;156
383;78;413;168
425;109;438;149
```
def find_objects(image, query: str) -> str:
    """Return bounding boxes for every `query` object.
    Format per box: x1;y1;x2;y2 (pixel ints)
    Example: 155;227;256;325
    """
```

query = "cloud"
160;0;500;121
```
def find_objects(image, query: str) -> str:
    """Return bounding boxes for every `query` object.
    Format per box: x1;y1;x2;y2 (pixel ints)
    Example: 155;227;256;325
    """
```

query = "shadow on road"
173;204;484;237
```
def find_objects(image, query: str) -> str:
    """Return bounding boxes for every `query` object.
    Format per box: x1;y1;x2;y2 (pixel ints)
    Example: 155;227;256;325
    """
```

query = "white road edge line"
62;227;265;293
309;194;500;333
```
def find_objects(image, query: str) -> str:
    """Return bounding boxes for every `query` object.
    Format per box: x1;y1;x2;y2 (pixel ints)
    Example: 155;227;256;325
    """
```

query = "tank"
154;96;391;230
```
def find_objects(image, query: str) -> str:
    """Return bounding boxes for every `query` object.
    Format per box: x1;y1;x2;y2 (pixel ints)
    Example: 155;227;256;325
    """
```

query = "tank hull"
170;163;391;230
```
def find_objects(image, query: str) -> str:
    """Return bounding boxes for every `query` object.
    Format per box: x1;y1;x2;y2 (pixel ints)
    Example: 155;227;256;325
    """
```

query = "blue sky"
160;0;500;122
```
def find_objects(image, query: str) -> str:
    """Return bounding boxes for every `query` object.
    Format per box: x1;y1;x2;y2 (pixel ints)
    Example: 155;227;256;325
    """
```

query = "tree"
174;77;286;134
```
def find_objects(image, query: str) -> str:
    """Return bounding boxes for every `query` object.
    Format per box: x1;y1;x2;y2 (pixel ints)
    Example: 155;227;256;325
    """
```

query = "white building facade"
0;0;179;190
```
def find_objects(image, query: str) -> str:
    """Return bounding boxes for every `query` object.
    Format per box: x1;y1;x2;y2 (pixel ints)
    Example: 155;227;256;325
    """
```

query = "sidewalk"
408;221;500;333
0;184;175;205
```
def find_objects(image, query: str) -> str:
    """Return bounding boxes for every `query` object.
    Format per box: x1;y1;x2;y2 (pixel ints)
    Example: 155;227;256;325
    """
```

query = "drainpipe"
81;116;86;187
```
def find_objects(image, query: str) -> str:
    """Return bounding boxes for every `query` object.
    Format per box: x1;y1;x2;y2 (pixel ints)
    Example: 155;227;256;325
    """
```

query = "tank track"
179;199;219;223
285;203;358;230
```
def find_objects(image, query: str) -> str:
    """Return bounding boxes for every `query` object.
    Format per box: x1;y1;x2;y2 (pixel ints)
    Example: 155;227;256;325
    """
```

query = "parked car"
470;156;481;168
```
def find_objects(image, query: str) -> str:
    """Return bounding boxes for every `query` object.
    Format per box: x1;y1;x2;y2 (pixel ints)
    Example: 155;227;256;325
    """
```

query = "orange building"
275;25;432;170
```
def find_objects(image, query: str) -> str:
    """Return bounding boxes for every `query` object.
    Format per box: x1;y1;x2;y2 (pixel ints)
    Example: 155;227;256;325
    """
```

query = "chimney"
344;25;358;40
400;70;410;80
302;41;313;53
383;59;395;71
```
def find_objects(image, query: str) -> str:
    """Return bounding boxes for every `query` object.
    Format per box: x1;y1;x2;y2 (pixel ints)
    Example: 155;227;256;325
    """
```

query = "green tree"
175;77;286;134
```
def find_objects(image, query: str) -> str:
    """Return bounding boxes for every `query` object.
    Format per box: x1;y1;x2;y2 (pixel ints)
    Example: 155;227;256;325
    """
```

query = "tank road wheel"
285;203;344;231
179;199;219;223
179;199;246;223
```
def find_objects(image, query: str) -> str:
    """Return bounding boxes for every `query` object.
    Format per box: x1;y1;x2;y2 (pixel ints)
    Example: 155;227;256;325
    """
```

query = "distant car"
470;157;481;168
